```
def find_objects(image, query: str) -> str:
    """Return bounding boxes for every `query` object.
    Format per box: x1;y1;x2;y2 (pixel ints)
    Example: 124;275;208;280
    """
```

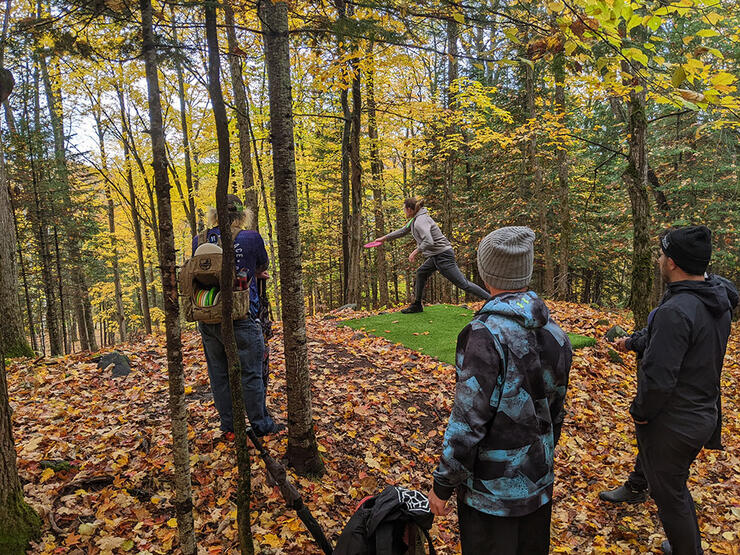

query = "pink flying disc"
364;240;383;248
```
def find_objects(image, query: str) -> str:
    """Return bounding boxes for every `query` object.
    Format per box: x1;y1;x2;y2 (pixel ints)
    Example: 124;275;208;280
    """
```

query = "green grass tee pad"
341;304;595;366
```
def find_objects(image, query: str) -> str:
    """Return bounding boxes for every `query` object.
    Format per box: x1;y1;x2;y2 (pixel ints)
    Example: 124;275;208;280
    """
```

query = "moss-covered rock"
0;490;42;554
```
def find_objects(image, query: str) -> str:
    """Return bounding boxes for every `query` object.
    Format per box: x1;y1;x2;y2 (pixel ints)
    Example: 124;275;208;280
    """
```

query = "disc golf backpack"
333;485;436;555
179;230;252;324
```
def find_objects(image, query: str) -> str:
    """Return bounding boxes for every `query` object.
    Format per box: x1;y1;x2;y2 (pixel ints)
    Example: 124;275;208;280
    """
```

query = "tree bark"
52;225;68;353
621;30;652;329
205;4;255;552
346;61;362;306
224;2;258;222
525;60;554;296
335;0;351;302
623;89;652;328
553;52;570;300
10;194;36;353
0;69;31;356
0;355;41;553
366;42;388;307
140;0;196;552
259;0;324;475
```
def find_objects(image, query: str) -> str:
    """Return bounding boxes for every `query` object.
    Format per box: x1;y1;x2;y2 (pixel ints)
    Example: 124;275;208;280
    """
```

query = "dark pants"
415;249;490;304
636;423;709;555
199;318;275;435
458;500;552;555
625;455;649;492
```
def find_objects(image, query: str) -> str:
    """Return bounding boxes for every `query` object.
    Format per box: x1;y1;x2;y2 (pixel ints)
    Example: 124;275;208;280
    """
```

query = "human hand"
427;488;451;517
375;236;386;244
613;338;628;352
409;249;418;263
257;270;270;279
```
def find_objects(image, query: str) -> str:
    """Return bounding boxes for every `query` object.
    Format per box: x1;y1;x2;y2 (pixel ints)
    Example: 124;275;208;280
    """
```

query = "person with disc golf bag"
183;194;282;438
374;198;490;313
598;226;737;555
427;227;572;555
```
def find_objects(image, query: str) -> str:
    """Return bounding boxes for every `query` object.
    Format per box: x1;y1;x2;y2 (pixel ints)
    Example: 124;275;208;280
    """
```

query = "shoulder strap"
421;526;436;555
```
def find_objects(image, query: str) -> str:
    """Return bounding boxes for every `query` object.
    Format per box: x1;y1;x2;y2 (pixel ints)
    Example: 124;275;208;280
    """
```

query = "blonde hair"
207;206;255;235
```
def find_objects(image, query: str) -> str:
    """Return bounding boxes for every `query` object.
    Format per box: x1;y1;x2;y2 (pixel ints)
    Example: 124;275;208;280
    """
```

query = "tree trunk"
346;62;362;305
623;92;652;328
621;35;652;329
28;64;61;355
553;52;570;300
116;84;152;334
259;0;324;475
339;90;350;301
441;17;458;304
0;355;41;553
366;43;388;307
10;194;36;353
336;0;351;303
52;225;68;353
205;5;255;552
525;60;554;296
170;9;197;236
224;2;258;221
94;113;127;342
140;0;196;552
79;269;98;351
0;85;32;356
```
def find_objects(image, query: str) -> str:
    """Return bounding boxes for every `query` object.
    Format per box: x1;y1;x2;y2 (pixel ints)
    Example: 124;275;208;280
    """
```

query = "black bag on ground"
333;486;436;555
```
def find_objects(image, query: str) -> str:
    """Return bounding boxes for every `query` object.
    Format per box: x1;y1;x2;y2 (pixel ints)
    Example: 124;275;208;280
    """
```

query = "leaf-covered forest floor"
7;301;740;554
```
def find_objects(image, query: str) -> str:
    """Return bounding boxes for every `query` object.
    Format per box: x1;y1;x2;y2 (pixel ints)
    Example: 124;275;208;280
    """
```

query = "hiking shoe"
401;303;423;314
598;485;647;504
661;540;672;554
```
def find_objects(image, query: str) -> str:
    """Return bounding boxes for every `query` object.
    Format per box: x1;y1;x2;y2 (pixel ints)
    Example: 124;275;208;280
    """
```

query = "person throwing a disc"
374;197;490;313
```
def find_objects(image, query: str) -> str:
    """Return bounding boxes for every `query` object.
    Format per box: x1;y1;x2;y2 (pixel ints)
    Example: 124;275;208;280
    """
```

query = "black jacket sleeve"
626;326;648;356
630;305;691;422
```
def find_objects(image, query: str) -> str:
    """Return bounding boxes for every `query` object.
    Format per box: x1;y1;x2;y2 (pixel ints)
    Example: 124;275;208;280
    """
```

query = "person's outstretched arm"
377;220;412;243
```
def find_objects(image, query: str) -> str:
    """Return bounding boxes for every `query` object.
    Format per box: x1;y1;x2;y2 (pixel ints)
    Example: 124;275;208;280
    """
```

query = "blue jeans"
198;318;275;435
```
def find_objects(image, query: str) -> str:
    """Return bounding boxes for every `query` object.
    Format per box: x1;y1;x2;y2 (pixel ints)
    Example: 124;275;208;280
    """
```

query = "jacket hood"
415;207;430;218
668;275;738;317
478;290;550;329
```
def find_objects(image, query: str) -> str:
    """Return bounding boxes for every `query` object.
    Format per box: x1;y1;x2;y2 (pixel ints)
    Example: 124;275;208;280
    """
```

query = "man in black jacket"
603;226;736;555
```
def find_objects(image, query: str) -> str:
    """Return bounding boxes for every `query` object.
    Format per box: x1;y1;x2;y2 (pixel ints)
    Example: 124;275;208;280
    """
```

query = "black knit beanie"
660;225;712;275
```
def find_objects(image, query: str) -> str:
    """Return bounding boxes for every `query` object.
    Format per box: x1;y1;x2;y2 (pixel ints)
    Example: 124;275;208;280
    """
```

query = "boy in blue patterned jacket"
428;226;572;554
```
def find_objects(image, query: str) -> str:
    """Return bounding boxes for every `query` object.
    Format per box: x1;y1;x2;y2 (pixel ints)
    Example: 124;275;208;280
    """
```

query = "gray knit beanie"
477;226;535;290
